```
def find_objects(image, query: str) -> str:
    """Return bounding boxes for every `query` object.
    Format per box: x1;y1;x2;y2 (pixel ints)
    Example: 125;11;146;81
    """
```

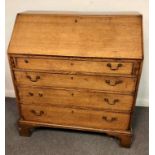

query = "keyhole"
71;93;74;96
75;19;78;23
71;77;74;80
71;110;74;114
24;59;29;63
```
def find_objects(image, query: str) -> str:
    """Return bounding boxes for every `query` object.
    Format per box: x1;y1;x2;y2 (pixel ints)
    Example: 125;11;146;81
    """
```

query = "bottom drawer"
21;105;130;130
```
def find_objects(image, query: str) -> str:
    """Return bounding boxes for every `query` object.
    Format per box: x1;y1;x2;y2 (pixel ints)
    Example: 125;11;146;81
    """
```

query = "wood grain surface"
21;104;130;130
15;56;134;75
18;87;134;111
8;13;143;59
8;12;144;147
14;71;137;93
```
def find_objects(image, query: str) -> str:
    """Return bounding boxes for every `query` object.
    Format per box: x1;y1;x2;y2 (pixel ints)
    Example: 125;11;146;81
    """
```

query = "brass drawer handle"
26;75;40;82
105;79;123;86
28;92;34;96
28;92;43;97
102;116;117;122
107;63;123;71
31;110;44;116
104;98;119;105
38;93;43;97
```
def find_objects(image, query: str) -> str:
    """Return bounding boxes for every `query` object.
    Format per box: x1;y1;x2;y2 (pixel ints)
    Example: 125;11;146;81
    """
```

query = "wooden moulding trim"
133;61;143;110
8;53;143;61
129;60;144;129
18;119;132;135
132;61;144;110
131;61;140;75
8;52;143;62
141;15;144;60
127;60;143;130
8;56;22;117
19;11;142;17
132;61;141;75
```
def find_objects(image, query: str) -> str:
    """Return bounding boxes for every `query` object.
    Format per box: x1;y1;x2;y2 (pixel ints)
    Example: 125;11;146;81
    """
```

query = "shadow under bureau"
8;12;143;147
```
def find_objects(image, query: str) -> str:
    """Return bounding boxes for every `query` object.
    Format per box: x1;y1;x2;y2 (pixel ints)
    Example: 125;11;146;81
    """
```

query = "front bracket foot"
18;123;33;137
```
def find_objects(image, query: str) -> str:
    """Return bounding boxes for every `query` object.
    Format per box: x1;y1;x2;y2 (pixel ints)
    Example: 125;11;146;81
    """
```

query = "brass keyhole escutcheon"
24;59;29;63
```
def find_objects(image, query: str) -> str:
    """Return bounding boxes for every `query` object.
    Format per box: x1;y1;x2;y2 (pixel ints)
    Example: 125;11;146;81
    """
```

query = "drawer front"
21;104;130;130
15;71;136;93
19;87;134;111
15;57;133;75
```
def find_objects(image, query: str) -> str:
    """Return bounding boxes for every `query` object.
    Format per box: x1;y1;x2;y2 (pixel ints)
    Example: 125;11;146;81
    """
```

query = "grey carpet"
5;97;149;155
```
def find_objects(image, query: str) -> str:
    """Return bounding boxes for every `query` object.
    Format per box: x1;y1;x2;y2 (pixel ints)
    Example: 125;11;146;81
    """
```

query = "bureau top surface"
8;12;143;59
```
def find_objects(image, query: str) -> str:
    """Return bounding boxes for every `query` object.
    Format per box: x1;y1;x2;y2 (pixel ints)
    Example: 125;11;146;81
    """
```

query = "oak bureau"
8;12;143;147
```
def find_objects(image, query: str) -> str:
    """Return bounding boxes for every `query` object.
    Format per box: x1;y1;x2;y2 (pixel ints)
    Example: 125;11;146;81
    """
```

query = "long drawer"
21;104;130;130
15;56;133;75
15;71;136;93
18;87;134;111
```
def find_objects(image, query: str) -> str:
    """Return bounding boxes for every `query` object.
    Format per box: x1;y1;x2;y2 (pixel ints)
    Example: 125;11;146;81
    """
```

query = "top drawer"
14;56;134;75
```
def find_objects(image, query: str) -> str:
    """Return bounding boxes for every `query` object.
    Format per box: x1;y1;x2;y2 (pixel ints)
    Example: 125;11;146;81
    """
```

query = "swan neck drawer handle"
28;92;43;97
107;63;123;71
102;116;117;122
28;92;34;96
26;75;40;82
104;98;120;105
38;93;43;97
31;110;44;116
105;79;123;86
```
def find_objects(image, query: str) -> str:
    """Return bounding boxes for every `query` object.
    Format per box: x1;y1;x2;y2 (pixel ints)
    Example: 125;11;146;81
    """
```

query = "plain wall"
5;0;149;106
